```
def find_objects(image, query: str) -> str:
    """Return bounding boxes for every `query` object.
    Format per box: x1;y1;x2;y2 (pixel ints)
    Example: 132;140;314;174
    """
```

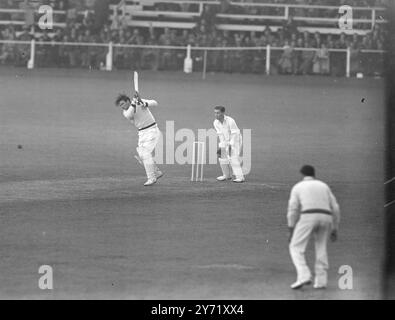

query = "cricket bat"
133;71;143;102
132;71;143;112
133;71;139;95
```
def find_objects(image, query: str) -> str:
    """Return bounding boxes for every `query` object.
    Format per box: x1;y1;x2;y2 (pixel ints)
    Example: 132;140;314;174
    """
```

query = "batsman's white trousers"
136;125;160;160
136;125;161;179
289;213;333;287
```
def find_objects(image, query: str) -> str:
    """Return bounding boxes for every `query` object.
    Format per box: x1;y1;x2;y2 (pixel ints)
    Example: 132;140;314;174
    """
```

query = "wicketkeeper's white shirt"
123;99;158;130
213;115;241;147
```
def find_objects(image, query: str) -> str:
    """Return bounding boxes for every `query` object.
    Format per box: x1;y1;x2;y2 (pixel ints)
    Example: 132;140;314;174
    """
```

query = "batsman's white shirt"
123;98;161;164
123;98;158;130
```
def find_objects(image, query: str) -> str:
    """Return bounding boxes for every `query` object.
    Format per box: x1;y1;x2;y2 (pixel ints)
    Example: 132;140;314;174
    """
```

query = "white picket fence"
0;39;385;78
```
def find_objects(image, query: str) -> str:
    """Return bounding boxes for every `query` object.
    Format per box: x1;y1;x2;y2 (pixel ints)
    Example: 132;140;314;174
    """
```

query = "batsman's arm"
123;106;135;120
139;98;158;109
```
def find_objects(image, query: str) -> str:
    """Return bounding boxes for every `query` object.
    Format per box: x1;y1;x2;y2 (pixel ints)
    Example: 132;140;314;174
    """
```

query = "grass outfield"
0;68;385;299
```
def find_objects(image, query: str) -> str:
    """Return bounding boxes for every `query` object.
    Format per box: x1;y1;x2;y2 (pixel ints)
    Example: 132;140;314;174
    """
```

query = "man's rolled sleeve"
228;118;240;146
229;118;240;135
287;187;301;228
143;99;158;108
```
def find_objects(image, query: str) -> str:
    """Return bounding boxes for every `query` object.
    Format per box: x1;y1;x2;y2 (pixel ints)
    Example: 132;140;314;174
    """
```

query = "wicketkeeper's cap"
300;165;315;177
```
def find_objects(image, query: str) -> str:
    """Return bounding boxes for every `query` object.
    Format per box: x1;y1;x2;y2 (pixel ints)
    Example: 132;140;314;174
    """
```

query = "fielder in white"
115;93;163;186
287;165;340;289
213;106;245;183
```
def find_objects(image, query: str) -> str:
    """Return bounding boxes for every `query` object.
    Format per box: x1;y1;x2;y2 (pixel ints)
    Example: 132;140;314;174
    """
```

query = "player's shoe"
233;178;245;183
313;284;327;290
217;175;232;181
290;279;312;290
144;178;157;186
155;171;164;179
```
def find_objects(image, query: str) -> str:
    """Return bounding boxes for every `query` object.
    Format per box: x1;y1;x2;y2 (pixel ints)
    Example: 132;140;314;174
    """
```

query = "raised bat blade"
133;71;139;94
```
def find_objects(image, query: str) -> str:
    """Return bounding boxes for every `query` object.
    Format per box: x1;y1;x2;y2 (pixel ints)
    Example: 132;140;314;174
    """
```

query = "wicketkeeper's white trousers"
136;126;161;179
218;134;244;179
289;214;333;287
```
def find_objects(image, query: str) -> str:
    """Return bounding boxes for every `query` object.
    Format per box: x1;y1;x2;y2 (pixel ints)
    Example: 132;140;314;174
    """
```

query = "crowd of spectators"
0;0;387;76
149;0;389;18
219;0;388;4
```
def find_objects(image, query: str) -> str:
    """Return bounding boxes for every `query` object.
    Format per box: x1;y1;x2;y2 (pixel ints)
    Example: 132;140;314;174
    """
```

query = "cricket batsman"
115;93;163;186
213;106;245;183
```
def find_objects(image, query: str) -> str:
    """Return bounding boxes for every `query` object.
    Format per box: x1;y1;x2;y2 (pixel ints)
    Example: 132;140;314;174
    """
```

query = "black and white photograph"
0;0;394;303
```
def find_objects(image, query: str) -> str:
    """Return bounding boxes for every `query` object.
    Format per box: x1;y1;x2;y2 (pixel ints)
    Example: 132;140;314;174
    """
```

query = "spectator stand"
0;0;95;37
0;0;387;77
108;0;387;35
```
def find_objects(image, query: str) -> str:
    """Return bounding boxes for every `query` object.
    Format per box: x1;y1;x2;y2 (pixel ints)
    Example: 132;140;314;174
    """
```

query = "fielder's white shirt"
287;177;341;229
213;115;241;146
123;98;158;130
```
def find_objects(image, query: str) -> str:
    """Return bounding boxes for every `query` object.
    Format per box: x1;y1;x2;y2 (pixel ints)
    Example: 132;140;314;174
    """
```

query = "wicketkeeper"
213;106;245;183
115;93;163;186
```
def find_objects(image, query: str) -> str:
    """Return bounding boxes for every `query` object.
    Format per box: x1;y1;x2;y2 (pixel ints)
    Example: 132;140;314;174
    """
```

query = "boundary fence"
0;39;385;78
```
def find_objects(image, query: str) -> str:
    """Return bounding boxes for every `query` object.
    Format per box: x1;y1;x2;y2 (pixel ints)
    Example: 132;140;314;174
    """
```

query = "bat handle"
134;92;142;102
